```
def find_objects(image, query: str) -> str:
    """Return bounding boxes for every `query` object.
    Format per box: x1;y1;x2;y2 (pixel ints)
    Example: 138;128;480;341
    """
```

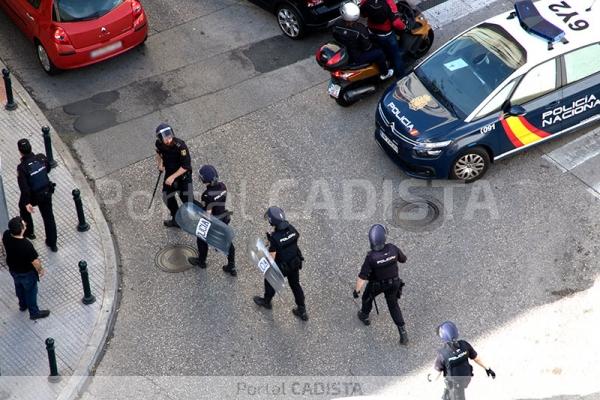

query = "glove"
352;290;360;299
486;368;496;379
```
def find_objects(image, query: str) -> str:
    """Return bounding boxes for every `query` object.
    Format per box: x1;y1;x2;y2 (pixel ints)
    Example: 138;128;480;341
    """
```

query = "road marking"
544;127;600;171
422;0;496;28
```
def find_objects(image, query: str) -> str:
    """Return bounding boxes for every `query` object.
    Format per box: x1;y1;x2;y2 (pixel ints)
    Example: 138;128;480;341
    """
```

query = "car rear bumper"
49;22;147;70
303;2;343;28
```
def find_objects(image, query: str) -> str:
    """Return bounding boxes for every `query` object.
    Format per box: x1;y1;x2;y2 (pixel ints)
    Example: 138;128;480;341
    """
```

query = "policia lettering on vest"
16;139;58;252
353;224;409;345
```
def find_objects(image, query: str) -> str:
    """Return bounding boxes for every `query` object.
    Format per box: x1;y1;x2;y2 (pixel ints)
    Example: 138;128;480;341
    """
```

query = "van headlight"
414;140;452;157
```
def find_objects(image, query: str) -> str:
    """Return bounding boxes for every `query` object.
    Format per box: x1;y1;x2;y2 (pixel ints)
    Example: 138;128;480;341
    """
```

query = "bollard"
79;260;96;305
72;189;90;232
45;338;61;383
2;69;17;111
41;126;58;169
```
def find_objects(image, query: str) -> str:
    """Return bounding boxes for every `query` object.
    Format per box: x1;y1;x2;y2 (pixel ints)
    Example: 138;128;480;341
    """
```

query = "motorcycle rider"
332;2;394;80
360;0;407;77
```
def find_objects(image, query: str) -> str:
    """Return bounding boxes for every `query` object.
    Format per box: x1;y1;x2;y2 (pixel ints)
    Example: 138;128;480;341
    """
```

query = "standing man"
430;321;496;400
3;216;50;320
17;138;57;252
253;207;308;321
154;123;193;228
187;165;237;276
360;0;407;77
353;224;409;345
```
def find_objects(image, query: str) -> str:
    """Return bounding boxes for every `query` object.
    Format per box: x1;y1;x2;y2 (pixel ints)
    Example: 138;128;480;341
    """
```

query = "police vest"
368;244;399;281
26;156;50;193
440;342;473;377
272;225;301;266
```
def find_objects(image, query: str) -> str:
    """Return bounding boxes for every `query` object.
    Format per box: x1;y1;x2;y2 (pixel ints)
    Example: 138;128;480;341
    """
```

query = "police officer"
332;2;393;80
253;207;307;321
187;165;237;276
16;139;57;252
430;321;496;400
154;123;193;228
353;224;408;345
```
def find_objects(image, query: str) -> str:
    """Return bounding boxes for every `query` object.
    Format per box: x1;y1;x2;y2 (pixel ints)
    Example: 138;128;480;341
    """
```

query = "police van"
375;0;600;182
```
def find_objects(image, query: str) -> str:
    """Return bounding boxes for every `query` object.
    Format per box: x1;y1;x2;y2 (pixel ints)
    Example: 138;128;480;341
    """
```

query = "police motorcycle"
316;1;434;106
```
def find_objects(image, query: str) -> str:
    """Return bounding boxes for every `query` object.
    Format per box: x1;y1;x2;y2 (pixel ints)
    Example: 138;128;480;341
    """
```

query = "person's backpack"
25;155;50;193
441;341;473;386
362;0;392;24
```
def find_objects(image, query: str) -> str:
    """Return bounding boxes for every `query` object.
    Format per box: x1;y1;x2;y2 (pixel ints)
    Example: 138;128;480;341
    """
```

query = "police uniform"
434;340;477;400
17;153;57;250
264;222;305;309
358;243;407;327
155;137;193;219
194;181;235;269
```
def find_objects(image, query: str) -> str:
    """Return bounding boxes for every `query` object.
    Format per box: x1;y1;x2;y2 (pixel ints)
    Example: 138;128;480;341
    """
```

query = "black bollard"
79;260;96;305
45;338;61;383
2;69;17;111
41;126;58;169
72;189;90;232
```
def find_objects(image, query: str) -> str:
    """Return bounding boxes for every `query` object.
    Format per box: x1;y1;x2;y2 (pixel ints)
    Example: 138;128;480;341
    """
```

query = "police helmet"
17;138;32;155
199;165;218;185
368;224;387;251
438;321;459;342
340;2;360;22
265;206;287;229
156;123;174;142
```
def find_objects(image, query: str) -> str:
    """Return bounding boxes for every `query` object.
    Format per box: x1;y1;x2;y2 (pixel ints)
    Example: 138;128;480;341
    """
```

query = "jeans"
162;178;193;218
352;48;388;74
361;278;405;327
373;32;404;76
264;266;305;309
11;271;40;316
20;192;57;247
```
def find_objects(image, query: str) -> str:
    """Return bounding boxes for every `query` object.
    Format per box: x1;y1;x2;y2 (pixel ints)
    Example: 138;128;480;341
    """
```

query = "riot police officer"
431;321;496;400
16;139;57;252
253;207;307;321
187;165;237;276
353;224;408;345
154;123;193;228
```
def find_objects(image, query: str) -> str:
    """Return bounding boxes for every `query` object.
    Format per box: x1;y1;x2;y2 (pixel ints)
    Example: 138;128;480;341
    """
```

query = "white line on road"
545;126;600;171
422;0;497;28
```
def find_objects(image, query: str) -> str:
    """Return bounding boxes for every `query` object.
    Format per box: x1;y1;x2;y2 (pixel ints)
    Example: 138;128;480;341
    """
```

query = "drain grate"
388;198;443;231
155;244;197;273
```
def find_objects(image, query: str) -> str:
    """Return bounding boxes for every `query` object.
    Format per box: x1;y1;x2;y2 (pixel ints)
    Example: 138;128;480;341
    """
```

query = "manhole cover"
388;198;443;232
155;244;196;273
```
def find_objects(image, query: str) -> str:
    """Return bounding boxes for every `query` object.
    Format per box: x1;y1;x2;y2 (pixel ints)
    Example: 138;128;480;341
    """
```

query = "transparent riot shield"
175;202;234;255
249;237;286;293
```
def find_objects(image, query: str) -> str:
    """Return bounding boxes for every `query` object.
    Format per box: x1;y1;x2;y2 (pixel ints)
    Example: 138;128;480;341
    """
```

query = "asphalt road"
0;0;599;397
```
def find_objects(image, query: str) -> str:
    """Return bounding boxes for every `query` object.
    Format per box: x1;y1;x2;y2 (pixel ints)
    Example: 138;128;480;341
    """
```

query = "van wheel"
450;147;490;183
35;42;60;75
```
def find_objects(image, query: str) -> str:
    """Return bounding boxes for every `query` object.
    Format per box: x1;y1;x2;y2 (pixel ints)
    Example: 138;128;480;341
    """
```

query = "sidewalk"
0;61;118;400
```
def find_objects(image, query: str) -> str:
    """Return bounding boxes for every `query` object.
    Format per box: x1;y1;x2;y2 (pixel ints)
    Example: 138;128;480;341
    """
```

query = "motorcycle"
316;1;434;107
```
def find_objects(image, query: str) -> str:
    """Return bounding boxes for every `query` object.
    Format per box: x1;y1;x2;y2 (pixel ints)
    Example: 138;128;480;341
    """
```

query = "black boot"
188;257;207;268
292;307;308;321
222;264;237;277
253;296;272;310
357;310;370;326
163;218;179;228
399;325;409;345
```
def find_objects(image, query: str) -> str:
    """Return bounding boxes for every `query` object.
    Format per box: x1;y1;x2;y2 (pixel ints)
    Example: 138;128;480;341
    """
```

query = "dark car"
249;0;349;39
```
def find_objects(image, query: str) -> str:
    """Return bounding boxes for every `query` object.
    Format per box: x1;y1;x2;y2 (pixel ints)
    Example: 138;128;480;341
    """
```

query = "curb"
0;60;119;400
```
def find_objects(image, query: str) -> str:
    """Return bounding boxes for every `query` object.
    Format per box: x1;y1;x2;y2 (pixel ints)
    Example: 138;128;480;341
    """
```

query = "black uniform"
434;340;478;400
155;138;193;218
359;243;407;327
264;222;305;309
195;181;235;267
17;153;57;248
332;19;388;73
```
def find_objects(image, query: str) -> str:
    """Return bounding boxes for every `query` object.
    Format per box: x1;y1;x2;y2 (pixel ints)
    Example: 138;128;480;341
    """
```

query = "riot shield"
249;237;286;293
175;202;234;255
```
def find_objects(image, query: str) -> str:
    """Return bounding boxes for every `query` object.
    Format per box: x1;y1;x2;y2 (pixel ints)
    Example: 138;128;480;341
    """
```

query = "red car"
0;0;148;74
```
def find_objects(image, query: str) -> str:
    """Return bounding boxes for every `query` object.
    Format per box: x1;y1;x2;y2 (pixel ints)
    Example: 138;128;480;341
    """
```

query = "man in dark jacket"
3;216;50;319
17;138;57;252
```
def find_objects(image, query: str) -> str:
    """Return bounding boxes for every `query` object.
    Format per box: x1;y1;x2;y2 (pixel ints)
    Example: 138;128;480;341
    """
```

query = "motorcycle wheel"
412;29;434;59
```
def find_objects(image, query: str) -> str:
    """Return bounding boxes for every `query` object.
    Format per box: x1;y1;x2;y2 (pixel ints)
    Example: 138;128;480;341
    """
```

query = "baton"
373;295;379;315
148;170;163;210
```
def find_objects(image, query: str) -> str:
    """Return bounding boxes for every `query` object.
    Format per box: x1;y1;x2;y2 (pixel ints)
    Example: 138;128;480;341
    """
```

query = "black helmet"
368;224;387;251
265;206;287;229
17;138;32;155
156;123;174;141
199;165;218;185
438;321;459;342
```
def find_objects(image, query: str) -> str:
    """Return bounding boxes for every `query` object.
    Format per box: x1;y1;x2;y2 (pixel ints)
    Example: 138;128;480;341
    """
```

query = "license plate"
328;82;341;99
379;130;399;153
91;41;122;59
